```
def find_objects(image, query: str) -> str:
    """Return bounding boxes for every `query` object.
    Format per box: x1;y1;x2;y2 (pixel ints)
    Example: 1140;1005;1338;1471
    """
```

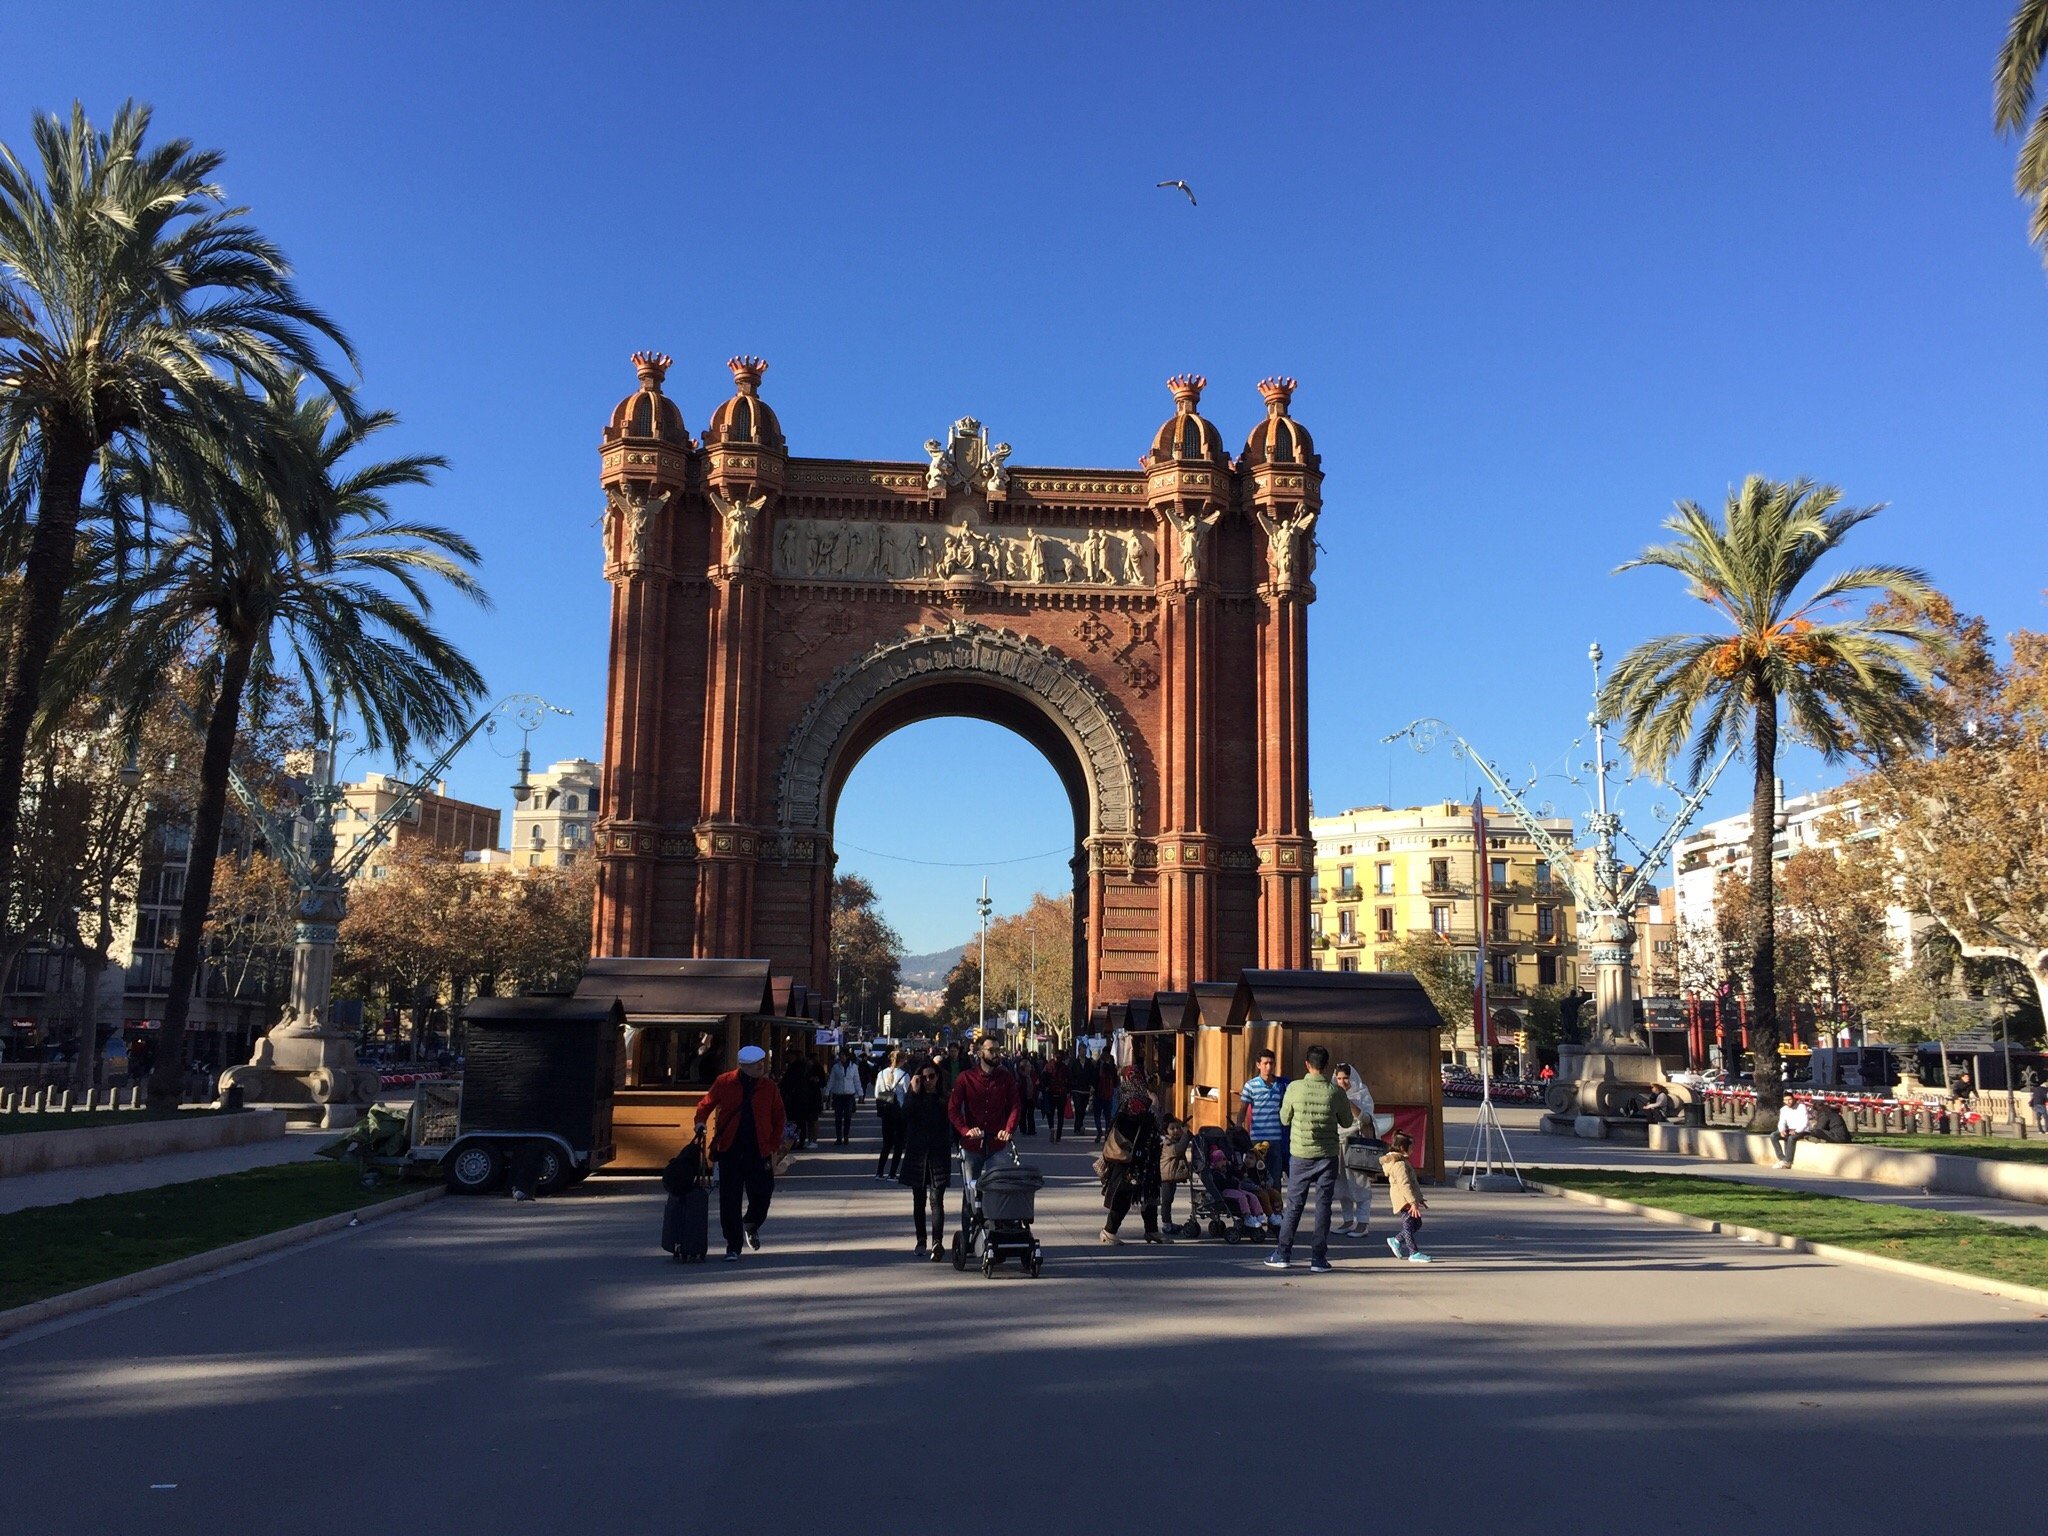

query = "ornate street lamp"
219;694;567;1124
1388;642;1736;1132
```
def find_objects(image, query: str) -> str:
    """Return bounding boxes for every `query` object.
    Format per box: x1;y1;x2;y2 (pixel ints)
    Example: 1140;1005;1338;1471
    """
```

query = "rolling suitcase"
661;1139;711;1263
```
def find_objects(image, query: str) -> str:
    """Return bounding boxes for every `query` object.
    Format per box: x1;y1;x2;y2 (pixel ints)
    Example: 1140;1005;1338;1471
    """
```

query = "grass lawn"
1529;1167;2048;1292
1859;1134;2048;1165
0;1107;224;1137
0;1162;421;1311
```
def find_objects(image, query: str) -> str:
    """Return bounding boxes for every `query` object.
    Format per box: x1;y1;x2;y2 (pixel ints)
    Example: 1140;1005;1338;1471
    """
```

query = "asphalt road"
4;1120;2044;1535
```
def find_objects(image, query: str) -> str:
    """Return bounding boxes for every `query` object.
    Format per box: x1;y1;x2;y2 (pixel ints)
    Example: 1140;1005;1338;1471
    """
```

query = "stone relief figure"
1163;504;1223;583
1255;505;1319;587
770;515;1166;589
1120;529;1149;586
606;486;671;569
924;438;950;492
984;440;1011;494
710;489;768;568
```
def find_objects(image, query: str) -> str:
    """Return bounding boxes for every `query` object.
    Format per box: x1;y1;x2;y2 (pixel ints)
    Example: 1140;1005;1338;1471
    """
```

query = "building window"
1491;903;1509;940
564;795;579;813
1491;953;1516;986
1490;858;1509;888
1538;953;1558;986
1338;909;1355;939
1339;957;1358;973
1537;907;1555;939
1428;837;1447;849
1375;862;1393;894
1428;858;1450;891
1307;874;1319;900
1309;912;1322;937
1337;843;1352;856
1376;906;1394;936
1431;904;1451;935
1535;859;1552;891
1339;865;1355;890
1375;839;1390;853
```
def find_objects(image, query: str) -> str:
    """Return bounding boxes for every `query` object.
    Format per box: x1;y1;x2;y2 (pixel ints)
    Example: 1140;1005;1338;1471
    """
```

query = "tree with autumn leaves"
1858;601;2048;1038
335;850;593;1049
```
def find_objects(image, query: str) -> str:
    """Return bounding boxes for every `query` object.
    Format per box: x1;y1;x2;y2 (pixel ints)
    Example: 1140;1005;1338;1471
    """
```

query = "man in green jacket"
1262;1044;1356;1274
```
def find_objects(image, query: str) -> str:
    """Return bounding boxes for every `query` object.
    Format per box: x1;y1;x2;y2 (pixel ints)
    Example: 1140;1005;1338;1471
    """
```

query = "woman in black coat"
1098;1084;1163;1245
898;1061;954;1262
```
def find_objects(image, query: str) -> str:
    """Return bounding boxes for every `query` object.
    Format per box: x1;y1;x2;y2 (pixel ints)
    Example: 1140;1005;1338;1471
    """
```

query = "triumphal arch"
592;355;1319;1026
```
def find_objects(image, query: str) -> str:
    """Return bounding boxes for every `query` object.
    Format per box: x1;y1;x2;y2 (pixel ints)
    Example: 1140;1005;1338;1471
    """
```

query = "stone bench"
0;1109;288;1179
1648;1124;2048;1208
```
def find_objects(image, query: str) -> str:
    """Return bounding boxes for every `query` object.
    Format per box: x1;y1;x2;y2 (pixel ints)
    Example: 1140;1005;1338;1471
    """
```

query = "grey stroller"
952;1145;1045;1278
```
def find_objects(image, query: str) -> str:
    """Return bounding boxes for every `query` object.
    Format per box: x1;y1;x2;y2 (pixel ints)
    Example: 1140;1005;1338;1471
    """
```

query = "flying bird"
1156;179;1197;206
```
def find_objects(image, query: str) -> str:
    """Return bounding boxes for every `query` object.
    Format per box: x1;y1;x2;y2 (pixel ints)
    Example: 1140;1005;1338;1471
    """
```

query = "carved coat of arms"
923;417;1011;495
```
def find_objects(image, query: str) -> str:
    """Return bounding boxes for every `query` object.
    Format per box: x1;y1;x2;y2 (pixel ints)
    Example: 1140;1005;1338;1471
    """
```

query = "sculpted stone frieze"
770;515;1154;588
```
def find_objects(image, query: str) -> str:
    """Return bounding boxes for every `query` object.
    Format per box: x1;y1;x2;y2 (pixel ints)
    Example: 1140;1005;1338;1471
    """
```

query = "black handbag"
1342;1136;1386;1174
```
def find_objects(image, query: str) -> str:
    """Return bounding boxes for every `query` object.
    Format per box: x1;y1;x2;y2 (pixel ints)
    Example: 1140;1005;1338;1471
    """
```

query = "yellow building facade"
1308;803;1578;1063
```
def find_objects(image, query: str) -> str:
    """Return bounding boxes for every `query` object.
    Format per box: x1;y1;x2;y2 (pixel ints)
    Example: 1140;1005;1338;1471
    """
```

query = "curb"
1526;1180;2048;1311
0;1185;444;1341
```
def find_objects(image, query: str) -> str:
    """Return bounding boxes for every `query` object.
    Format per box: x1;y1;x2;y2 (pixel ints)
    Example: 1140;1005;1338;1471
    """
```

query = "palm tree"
76;385;484;1105
1601;476;1943;1122
0;101;355;954
1997;0;2048;266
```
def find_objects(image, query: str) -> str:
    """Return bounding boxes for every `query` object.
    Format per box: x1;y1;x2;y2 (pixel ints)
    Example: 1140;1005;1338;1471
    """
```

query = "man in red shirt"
693;1045;787;1261
948;1035;1020;1222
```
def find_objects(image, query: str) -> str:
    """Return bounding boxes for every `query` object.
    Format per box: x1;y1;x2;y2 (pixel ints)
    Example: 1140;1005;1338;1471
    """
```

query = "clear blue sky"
7;2;2044;952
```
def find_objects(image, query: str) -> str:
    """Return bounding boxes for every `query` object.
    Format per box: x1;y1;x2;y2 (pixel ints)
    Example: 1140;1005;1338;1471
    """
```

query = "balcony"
1409;925;1477;947
1330;885;1365;902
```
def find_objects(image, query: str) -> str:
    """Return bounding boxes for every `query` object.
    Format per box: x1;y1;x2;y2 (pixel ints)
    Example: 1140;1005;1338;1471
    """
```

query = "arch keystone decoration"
773;625;1140;849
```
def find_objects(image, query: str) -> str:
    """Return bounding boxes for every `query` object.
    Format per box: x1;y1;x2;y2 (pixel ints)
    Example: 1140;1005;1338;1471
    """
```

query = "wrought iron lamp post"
219;695;566;1124
1389;643;1734;1131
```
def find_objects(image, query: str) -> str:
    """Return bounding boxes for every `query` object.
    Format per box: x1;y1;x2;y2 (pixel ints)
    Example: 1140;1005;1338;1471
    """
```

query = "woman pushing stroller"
1097;1073;1164;1244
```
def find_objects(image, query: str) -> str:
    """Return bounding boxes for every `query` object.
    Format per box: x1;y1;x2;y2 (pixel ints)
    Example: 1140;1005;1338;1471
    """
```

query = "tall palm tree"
1997;0;2048;266
76;385;484;1105
1600;477;1943;1122
0;101;355;951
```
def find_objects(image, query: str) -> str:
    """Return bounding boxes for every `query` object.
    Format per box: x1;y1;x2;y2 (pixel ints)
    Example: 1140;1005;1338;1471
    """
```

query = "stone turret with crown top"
1244;377;1321;596
599;351;691;580
703;354;786;504
1144;375;1231;588
1241;377;1319;474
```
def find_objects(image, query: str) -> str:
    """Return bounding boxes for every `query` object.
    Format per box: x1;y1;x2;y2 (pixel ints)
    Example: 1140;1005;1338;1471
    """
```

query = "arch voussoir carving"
774;625;1140;849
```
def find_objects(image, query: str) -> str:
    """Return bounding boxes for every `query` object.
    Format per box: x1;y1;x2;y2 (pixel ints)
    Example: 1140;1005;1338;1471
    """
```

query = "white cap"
737;1045;767;1065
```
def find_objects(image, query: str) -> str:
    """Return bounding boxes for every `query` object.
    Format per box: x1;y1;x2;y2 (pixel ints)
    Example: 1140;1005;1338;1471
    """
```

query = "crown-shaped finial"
727;355;768;395
1167;374;1206;412
632;351;672;390
1258;376;1297;416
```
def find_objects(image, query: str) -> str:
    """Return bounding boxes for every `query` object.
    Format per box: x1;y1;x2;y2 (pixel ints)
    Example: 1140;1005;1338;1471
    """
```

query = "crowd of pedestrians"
681;1032;1436;1274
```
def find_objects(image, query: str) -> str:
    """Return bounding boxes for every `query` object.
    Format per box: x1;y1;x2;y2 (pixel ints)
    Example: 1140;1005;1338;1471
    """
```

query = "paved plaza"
3;1124;2044;1535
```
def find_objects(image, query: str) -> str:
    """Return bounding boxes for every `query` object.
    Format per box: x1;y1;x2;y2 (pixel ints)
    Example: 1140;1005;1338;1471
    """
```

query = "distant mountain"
899;942;967;990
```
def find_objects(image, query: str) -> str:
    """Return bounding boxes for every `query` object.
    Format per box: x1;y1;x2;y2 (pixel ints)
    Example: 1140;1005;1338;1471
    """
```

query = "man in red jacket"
948;1035;1020;1223
694;1045;787;1261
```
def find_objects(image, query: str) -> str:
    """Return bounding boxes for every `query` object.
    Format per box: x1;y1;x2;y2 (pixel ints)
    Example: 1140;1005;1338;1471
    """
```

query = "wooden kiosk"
573;957;820;1171
1187;981;1243;1134
1219;970;1446;1181
1116;991;1198;1121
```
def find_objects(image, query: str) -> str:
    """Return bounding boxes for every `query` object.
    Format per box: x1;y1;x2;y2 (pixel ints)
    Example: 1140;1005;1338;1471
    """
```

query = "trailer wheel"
527;1142;569;1194
446;1142;502;1195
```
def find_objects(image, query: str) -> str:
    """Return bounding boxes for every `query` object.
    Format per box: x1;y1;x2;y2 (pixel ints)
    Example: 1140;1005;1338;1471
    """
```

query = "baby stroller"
952;1144;1045;1278
1184;1126;1259;1244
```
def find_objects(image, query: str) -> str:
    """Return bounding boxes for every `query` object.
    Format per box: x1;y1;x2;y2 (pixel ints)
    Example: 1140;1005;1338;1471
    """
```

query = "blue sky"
7;2;2045;952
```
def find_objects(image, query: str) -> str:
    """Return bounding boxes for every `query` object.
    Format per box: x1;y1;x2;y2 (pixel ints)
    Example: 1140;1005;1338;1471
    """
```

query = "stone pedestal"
218;1017;380;1112
1541;1040;1668;1137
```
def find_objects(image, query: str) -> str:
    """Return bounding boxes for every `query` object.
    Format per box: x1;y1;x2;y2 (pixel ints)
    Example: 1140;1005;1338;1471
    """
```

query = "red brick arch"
593;359;1318;1029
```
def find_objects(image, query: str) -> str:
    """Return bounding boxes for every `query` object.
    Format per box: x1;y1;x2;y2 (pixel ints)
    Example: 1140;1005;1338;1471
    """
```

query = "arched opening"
830;702;1085;1042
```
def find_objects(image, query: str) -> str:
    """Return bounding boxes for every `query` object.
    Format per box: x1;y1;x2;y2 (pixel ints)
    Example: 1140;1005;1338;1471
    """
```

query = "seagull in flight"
1156;179;1197;206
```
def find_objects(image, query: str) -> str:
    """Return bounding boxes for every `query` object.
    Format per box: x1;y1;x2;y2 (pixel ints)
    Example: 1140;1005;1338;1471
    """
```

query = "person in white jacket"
874;1050;911;1180
1332;1063;1376;1236
825;1050;864;1146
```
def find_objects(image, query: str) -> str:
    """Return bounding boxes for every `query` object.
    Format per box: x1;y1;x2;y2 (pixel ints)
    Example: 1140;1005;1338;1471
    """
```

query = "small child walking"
1158;1118;1192;1235
1380;1131;1432;1264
